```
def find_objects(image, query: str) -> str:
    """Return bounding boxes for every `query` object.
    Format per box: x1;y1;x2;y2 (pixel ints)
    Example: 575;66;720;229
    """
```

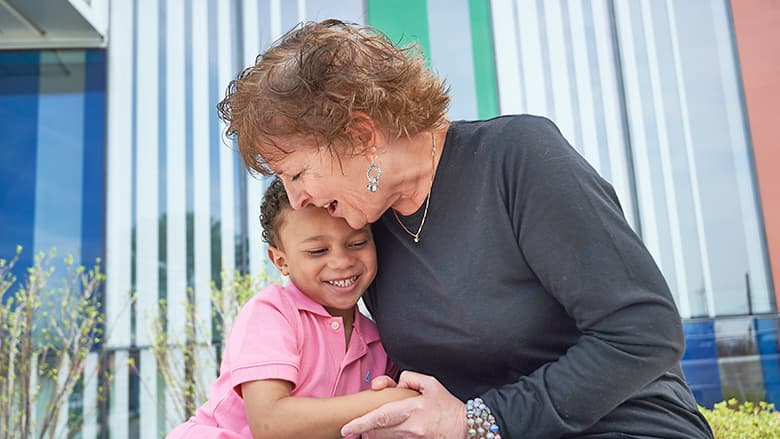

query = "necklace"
392;132;437;243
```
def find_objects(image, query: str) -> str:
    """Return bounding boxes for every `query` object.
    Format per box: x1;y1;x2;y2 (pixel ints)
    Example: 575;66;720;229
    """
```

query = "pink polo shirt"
167;282;391;439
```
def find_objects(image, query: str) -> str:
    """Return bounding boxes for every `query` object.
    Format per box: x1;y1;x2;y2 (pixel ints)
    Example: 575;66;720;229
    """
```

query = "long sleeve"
481;116;685;437
368;115;709;439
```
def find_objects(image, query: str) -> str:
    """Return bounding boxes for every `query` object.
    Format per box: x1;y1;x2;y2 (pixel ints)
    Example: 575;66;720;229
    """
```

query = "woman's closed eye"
290;172;302;182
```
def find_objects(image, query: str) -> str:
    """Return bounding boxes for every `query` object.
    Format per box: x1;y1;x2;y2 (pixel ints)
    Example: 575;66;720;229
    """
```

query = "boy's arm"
242;378;417;439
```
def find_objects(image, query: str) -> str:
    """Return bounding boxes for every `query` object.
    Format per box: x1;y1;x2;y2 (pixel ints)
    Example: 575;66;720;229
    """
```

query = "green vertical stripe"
469;0;499;118
367;0;432;62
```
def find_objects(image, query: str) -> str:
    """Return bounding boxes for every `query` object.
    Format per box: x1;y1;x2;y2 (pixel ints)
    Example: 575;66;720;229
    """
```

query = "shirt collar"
353;311;381;344
285;281;333;317
285;282;381;344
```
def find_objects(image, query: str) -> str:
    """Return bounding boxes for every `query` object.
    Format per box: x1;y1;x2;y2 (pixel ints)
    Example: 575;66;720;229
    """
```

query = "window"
0;49;106;286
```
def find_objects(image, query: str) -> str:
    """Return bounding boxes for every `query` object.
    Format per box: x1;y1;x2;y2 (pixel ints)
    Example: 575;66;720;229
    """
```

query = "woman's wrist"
465;398;501;439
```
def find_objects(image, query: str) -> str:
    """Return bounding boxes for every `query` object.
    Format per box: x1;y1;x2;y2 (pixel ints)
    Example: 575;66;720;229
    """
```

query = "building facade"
1;0;778;437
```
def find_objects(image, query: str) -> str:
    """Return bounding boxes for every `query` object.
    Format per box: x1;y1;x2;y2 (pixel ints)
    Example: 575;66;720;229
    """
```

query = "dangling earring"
366;147;381;192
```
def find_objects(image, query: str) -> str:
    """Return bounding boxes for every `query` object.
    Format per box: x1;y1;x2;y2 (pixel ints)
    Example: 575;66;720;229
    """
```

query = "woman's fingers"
370;375;398;391
340;398;414;437
342;372;468;439
395;371;430;391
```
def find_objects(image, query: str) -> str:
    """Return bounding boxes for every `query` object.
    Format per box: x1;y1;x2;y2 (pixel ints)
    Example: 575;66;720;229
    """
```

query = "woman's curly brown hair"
217;19;450;176
260;177;291;248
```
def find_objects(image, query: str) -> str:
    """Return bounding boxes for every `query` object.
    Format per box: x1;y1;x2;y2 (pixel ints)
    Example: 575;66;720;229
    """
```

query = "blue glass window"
0;49;106;293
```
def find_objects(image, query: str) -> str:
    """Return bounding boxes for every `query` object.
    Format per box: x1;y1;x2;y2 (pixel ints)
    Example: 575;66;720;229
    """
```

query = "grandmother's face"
270;142;389;229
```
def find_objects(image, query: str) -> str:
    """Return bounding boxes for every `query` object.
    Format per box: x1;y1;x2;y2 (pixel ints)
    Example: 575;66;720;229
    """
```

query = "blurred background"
0;0;778;437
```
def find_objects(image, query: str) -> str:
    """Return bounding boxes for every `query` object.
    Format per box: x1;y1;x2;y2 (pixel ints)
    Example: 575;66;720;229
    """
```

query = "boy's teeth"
328;276;357;287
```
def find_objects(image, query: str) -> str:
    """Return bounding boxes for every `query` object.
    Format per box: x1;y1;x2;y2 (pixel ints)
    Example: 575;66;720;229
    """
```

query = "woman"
217;19;713;439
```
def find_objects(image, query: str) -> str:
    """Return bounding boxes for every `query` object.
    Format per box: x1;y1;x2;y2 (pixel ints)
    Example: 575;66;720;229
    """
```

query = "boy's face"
267;205;377;320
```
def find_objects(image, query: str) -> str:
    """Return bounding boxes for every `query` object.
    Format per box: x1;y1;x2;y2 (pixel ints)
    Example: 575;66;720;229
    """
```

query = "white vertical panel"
111;350;129;439
164;348;185;431
166;0;187;341
55;354;70;437
82;352;99;439
568;0;601;173
270;0;283;41
640;0;689;316
614;1;662;264
490;0;523;114
217;0;237;330
243;0;260;65
305;0;364;22
591;0;636;228
247;181;266;279
29;355;38;435
192;0;216;387
192;0;212;336
245;0;268;278
106;0;133;436
516;0;547;115
105;0;133;350
664;0;711;317
427;0;478;120
543;1;576;145
139;354;158;438
297;0;307;22
135;0;159;435
139;350;159;438
166;0;188;423
135;0;160;345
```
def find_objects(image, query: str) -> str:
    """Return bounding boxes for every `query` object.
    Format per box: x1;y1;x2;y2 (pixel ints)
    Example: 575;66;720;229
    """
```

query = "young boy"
167;178;416;439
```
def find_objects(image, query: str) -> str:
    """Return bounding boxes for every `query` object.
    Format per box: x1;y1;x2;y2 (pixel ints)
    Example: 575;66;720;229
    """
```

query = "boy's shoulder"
246;283;297;312
246;282;329;317
231;283;299;326
254;282;289;301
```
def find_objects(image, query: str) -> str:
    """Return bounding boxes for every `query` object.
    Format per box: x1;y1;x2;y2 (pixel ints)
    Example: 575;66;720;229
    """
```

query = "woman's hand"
340;371;468;439
368;374;399;391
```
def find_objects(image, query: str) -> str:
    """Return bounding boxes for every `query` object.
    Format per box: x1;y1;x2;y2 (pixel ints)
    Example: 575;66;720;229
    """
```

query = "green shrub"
151;270;280;430
700;399;780;438
0;247;107;438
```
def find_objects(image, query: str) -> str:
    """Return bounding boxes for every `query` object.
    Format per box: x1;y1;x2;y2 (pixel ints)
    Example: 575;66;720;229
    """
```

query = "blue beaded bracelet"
466;398;501;439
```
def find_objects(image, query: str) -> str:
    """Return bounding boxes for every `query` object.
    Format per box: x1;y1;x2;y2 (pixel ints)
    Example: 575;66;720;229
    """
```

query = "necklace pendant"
392;132;437;245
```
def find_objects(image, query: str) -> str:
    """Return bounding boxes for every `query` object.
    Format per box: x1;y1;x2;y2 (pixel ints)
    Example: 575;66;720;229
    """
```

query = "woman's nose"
282;181;311;209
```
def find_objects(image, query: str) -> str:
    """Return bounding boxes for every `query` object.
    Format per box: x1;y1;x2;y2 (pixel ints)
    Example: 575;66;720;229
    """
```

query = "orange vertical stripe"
730;1;780;305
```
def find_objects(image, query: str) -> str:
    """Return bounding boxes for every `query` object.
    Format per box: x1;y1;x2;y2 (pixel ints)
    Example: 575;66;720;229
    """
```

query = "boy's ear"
267;246;289;276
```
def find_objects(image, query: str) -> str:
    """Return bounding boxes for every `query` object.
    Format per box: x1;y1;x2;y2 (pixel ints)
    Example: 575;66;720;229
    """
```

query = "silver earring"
366;148;381;192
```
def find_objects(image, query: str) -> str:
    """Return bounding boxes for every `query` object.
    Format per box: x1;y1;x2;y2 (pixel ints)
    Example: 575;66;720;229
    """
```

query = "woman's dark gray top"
365;116;713;439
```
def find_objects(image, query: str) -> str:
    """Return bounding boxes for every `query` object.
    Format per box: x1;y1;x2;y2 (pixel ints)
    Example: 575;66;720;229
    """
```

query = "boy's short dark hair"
260;177;290;248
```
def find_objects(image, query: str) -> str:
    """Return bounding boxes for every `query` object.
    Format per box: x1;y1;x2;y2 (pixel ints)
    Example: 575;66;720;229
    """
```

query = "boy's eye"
305;248;327;256
349;240;368;248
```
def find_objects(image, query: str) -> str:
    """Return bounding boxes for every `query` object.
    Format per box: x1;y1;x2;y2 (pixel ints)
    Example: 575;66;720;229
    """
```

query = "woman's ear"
348;111;380;154
267;246;289;276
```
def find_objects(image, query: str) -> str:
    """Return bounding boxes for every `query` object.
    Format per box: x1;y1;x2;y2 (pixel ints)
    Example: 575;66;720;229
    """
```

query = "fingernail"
340;428;350;437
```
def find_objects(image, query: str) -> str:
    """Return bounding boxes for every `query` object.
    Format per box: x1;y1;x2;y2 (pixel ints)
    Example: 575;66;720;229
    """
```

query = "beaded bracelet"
466;398;501;439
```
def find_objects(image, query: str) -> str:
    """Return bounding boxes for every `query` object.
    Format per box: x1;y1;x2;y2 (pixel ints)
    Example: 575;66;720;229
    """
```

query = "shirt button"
331;321;340;330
